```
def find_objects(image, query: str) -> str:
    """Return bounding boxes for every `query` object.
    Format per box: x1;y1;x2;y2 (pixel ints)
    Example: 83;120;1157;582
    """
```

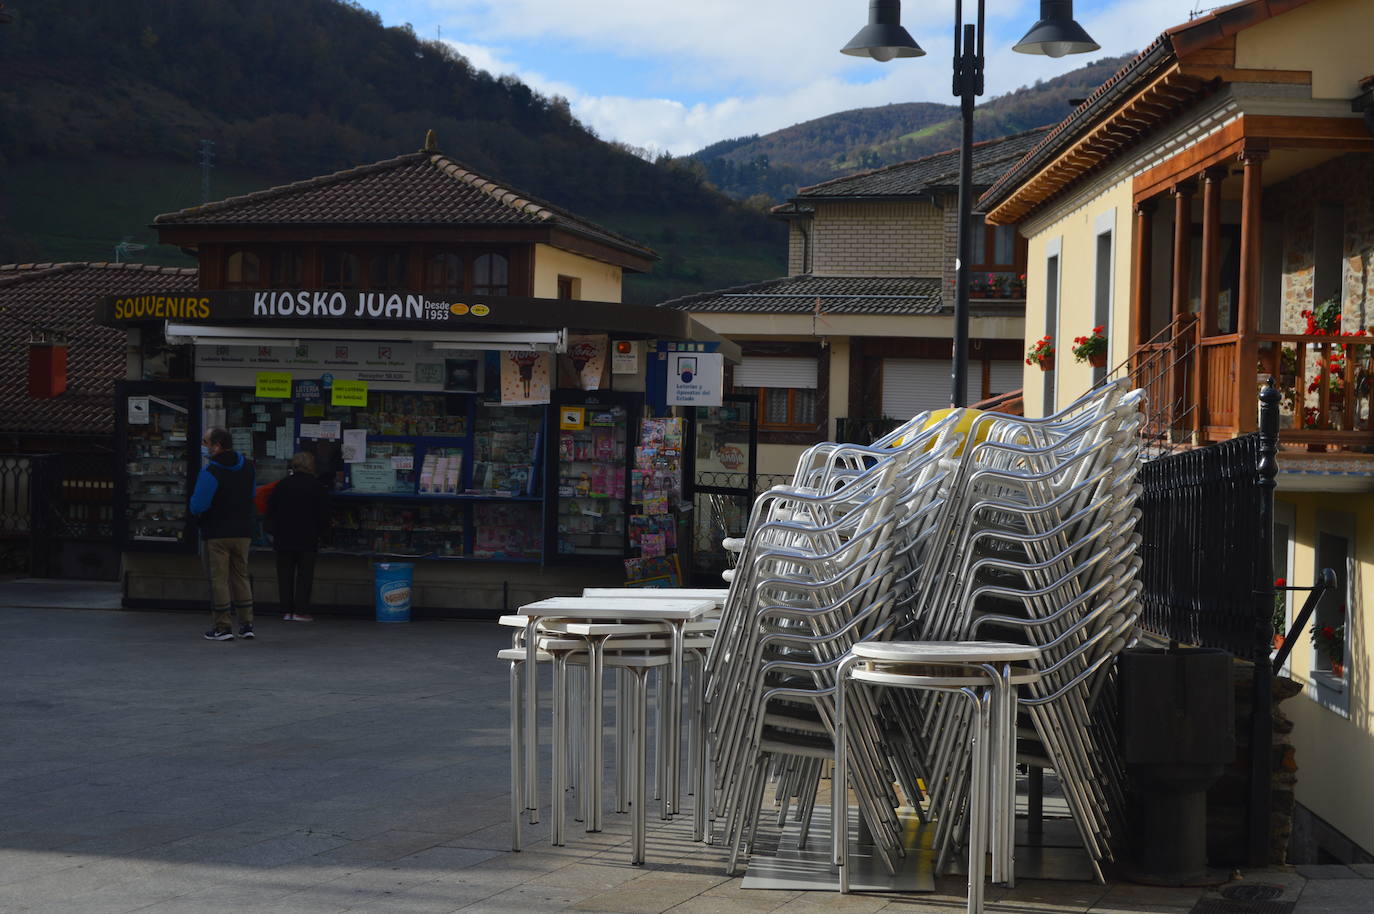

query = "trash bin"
1118;647;1234;885
373;562;414;622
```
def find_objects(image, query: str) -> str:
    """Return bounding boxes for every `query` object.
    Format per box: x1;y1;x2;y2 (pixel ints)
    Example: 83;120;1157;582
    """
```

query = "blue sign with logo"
294;379;322;401
320;372;334;390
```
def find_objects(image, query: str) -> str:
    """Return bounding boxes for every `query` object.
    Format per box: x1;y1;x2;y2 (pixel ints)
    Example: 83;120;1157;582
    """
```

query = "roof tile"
154;151;653;259
0;262;198;436
658;275;945;315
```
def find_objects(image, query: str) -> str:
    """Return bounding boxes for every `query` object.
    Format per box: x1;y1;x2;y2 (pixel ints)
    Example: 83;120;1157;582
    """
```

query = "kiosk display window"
554;404;629;556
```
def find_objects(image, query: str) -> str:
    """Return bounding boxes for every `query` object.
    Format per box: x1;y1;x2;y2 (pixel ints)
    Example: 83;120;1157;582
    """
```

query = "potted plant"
969;275;990;298
1026;336;1055;372
988;273;1008;298
1302;296;1343;336
1272;578;1287;650
1311;617;1346;677
1071;326;1109;368
1009;273;1027;298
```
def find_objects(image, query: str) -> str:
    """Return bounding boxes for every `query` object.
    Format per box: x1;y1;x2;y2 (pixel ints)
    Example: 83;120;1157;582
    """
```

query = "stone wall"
1205;666;1302;866
1266;152;1374;334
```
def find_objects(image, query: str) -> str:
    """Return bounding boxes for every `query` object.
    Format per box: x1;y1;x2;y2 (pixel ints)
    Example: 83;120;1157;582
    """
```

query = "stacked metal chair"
846;382;1146;885
702;410;968;872
702;380;1147;894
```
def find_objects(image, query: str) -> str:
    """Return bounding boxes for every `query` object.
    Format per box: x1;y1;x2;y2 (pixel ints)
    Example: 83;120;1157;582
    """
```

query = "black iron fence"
1137;432;1272;659
1132;382;1280;867
835;417;903;444
0;451;117;577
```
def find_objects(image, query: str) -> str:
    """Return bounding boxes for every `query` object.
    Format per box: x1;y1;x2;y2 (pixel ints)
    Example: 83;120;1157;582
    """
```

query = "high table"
515;596;716;834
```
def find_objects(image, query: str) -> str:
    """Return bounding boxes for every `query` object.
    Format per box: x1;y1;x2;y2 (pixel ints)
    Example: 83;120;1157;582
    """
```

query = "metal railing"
835;417;904;444
1133;379;1280;866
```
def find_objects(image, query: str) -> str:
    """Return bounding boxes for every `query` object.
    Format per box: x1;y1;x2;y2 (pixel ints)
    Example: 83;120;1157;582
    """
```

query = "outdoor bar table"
580;589;726;821
515;596;716;833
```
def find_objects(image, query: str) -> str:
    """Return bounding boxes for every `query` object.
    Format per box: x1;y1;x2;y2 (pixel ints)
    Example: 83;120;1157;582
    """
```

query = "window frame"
727;344;828;445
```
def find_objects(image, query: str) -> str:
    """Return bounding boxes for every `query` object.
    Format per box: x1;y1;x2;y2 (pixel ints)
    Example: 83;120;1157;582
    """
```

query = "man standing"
190;427;256;640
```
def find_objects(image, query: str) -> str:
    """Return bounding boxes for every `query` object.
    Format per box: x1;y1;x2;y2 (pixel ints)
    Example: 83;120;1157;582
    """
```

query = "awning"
164;323;566;352
97;289;741;362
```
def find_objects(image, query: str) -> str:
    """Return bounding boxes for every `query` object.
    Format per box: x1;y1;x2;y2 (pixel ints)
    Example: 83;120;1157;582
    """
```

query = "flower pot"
1089;352;1108;368
1332;661;1345;678
1038;356;1054;372
1273;634;1285;651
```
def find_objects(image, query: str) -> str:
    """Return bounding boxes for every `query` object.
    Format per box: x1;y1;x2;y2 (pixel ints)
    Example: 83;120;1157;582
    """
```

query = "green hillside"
0;0;786;303
690;54;1135;201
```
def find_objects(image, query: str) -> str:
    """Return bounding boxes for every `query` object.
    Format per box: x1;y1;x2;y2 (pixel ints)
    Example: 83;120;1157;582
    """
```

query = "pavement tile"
1346;863;1374;878
572;872;732;913
1295;876;1374;913
1296;863;1360;879
313;829;448;863
455;880;597;912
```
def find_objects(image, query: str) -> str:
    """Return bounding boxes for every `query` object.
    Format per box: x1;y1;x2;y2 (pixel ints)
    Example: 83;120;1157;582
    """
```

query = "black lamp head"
841;0;924;62
1013;0;1100;58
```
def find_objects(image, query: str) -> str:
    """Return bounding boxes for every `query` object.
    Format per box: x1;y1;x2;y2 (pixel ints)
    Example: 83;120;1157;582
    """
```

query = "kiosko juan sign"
102;291;491;324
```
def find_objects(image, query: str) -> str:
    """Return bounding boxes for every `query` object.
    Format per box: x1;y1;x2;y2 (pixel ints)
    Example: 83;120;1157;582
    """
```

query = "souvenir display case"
629;417;686;562
115;381;201;552
548;391;639;560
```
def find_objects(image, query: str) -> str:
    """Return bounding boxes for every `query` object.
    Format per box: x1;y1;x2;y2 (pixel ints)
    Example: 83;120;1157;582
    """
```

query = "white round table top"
850;641;1041;663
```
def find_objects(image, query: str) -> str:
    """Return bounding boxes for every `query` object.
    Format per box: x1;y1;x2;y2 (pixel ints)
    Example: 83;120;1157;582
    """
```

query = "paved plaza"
0;577;1369;913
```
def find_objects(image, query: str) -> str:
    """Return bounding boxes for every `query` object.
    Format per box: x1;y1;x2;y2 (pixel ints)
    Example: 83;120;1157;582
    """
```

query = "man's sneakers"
238;623;255;639
204;628;234;641
283;613;315;622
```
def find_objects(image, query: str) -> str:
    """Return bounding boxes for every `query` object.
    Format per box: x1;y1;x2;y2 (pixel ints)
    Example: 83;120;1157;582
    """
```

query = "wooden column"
1200;166;1226;337
1195;167;1226;438
1131;200;1156;354
1236;144;1269;434
1171;180;1196;323
1170;181;1196;439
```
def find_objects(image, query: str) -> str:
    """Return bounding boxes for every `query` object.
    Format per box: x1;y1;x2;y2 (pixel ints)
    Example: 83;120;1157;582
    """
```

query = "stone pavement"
0;577;1369;913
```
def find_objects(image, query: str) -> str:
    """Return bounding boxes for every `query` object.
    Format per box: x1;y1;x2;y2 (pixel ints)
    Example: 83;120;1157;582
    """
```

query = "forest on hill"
689;54;1134;201
0;0;784;303
0;0;1136;301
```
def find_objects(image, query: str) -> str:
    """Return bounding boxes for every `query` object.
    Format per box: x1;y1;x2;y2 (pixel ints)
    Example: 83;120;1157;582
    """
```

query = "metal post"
1249;377;1280;866
950;6;982;409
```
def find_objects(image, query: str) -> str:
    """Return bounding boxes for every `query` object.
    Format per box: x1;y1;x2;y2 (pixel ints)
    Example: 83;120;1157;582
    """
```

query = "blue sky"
362;0;1199;155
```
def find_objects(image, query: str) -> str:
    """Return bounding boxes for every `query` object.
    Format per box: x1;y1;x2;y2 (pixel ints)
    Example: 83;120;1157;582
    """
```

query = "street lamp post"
843;0;1099;407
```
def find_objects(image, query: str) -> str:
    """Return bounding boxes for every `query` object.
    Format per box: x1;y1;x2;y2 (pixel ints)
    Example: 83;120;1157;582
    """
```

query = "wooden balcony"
1129;319;1374;451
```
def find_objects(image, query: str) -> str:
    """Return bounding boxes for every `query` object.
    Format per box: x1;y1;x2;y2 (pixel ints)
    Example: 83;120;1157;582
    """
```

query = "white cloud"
424;0;1197;154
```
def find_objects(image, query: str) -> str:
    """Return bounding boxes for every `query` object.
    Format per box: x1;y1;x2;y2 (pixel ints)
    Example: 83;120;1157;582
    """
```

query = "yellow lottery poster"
331;379;368;407
254;372;292;398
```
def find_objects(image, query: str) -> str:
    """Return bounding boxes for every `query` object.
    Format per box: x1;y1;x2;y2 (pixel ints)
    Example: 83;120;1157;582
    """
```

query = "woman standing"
266;452;331;622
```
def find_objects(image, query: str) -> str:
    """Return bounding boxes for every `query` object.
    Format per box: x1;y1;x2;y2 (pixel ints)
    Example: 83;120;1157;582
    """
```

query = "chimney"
28;331;69;399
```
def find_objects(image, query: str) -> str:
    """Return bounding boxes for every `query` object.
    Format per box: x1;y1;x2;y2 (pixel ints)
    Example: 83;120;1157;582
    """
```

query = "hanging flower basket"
1026;336;1054;372
1071;327;1108;366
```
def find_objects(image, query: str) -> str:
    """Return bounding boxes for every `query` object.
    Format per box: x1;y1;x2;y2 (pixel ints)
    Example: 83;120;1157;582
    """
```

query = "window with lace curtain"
732;355;820;431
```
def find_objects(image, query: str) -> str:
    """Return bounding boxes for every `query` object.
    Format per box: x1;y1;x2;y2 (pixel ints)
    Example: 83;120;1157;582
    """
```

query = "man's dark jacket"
189;451;255;540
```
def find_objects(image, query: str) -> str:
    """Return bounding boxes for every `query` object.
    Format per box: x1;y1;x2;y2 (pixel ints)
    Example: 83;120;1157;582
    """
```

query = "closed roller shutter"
733;356;818;390
881;359;961;420
988;360;1023;398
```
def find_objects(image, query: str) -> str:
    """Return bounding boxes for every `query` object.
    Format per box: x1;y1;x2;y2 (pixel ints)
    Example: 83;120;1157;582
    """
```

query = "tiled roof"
154;151;656;261
980;0;1314;215
658;275;944;315
792;128;1051;201
0;262;198;437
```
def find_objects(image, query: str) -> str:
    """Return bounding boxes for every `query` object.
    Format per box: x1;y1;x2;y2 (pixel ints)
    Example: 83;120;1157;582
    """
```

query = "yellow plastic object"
891;407;989;455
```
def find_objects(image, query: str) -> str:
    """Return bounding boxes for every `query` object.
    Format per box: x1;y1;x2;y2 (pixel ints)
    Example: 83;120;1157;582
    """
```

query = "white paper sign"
391;454;414;470
299;423;322;439
666;352;724;406
318;420;341;440
127;397;150;425
341;429;367;463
